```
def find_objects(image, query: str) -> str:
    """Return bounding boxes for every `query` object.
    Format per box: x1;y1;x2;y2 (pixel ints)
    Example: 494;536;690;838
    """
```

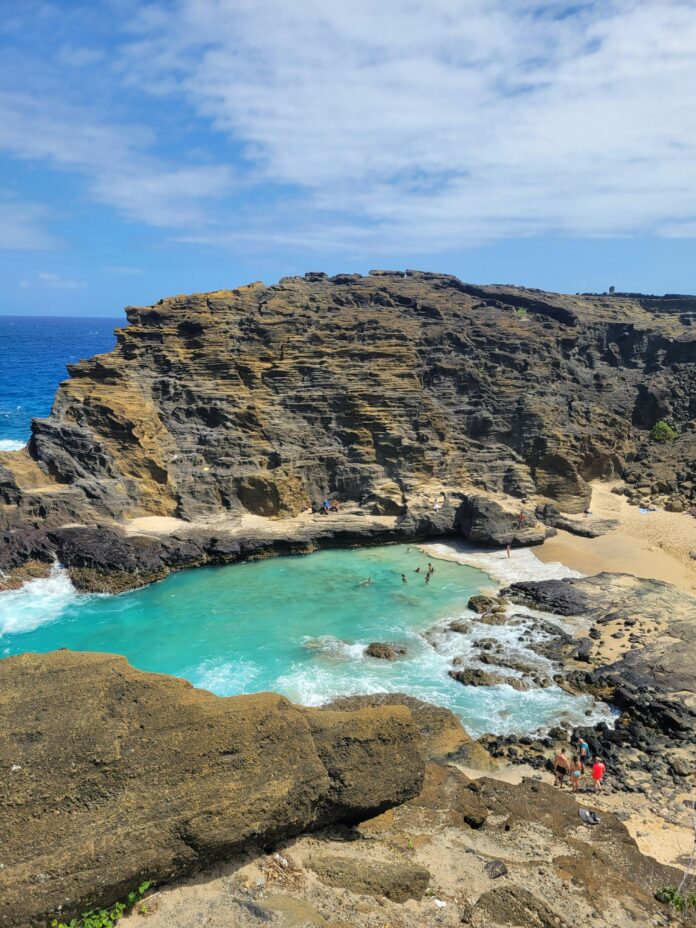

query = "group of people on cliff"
553;738;605;792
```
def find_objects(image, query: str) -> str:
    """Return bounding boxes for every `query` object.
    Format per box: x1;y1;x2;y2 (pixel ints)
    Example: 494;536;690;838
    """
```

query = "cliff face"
1;271;694;532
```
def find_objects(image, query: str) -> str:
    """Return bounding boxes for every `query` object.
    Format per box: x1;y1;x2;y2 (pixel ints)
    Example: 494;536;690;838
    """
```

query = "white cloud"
21;271;87;289
118;0;696;251
0;89;233;231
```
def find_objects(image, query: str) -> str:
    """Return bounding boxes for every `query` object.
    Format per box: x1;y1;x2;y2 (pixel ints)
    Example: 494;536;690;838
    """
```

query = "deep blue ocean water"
0;315;121;448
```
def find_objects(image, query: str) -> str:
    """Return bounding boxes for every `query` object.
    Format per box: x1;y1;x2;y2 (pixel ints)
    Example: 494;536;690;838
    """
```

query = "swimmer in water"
359;577;373;586
401;574;408;584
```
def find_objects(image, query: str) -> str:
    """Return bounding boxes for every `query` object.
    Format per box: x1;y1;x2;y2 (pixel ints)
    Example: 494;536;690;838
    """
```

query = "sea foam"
0;439;26;451
420;540;582;586
0;565;77;638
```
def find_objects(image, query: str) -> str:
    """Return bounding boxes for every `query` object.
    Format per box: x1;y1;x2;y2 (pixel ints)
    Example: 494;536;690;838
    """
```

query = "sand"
538;480;696;594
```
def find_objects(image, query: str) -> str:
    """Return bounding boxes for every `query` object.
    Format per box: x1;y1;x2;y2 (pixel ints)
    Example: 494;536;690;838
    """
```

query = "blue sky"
2;0;696;316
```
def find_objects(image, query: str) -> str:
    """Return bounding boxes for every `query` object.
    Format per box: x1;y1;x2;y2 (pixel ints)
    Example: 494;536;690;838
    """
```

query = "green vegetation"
655;886;696;914
51;882;151;928
512;307;528;319
649;419;678;442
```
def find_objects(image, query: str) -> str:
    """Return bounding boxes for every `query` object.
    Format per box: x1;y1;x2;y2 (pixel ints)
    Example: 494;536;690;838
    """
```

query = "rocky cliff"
0;271;694;588
0;651;424;928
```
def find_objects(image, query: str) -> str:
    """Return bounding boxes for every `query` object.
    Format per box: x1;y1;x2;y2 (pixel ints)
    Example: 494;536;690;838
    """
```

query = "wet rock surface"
0;652;424;928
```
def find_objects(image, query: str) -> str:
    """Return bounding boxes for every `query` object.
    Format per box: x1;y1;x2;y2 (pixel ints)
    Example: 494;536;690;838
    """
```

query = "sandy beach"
537;481;696;594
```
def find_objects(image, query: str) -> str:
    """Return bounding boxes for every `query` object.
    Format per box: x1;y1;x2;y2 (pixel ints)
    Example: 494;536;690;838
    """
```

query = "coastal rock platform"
0;652;424;928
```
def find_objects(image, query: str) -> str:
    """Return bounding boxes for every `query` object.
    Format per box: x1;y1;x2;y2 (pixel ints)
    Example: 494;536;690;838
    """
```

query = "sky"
1;0;696;316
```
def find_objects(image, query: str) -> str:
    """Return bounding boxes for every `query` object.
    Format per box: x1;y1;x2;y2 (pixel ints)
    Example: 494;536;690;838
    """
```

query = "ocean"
0;315;611;735
0;315;121;448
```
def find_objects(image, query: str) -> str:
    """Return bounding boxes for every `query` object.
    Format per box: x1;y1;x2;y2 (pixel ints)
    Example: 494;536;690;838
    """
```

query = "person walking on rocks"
591;757;606;792
554;748;570;787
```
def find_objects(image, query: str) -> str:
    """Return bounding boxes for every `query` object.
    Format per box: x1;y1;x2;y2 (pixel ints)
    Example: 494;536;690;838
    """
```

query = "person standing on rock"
554;748;570;787
578;737;591;771
591;757;606;791
570;755;583;792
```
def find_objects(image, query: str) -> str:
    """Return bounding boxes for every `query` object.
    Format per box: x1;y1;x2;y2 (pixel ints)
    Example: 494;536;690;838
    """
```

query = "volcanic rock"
364;642;407;660
0;273;694;588
0;651;424;928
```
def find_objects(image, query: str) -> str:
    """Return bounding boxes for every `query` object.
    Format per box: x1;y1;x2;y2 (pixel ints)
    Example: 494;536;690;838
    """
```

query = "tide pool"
0;544;609;736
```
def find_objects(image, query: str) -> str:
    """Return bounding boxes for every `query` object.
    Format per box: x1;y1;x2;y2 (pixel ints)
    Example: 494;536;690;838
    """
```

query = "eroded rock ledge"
0;652;424;928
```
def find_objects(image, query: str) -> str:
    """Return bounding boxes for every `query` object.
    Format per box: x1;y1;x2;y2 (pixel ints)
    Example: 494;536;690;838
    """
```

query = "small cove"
0;543;611;737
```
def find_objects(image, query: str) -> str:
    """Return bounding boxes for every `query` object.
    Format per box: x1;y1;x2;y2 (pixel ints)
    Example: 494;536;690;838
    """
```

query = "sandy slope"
538;481;696;594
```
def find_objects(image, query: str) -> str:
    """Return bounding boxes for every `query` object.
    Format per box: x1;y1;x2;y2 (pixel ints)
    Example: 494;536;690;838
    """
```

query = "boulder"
455;496;546;548
449;668;530;691
0;652;424;928
364;642;407;660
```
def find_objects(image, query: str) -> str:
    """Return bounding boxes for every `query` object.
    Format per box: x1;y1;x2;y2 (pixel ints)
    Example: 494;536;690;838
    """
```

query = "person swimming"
401;573;408;584
359;577;373;586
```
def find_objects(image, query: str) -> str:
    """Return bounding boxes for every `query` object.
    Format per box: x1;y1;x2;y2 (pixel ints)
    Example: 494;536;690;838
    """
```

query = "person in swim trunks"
554;748;569;787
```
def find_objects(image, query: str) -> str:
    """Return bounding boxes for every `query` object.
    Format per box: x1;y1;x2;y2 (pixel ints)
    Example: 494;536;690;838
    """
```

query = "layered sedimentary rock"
0;651;424;928
1;272;694;526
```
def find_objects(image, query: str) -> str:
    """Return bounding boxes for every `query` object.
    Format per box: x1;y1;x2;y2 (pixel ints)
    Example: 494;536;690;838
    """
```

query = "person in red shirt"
592;757;606;791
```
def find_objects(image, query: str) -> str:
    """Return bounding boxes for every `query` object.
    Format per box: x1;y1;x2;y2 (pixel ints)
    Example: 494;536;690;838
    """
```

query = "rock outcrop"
0;651;424;928
502;573;696;795
0;272;694;588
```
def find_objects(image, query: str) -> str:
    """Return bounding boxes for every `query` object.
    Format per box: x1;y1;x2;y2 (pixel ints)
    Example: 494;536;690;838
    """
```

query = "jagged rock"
0;651;424;928
506;573;696;757
449;667;530;691
468;593;500;614
305;856;430;903
364;642;407;660
535;503;619;538
455;496;547;547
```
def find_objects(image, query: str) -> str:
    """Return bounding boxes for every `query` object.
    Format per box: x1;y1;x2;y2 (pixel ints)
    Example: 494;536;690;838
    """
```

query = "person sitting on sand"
591;757;606;791
330;499;340;512
554;748;570;787
401;573;408;584
322;500;331;514
359;577;373;586
570;754;583;792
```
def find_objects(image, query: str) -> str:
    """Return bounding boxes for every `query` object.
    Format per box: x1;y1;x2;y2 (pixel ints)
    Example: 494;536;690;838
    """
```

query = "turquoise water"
0;544;607;736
